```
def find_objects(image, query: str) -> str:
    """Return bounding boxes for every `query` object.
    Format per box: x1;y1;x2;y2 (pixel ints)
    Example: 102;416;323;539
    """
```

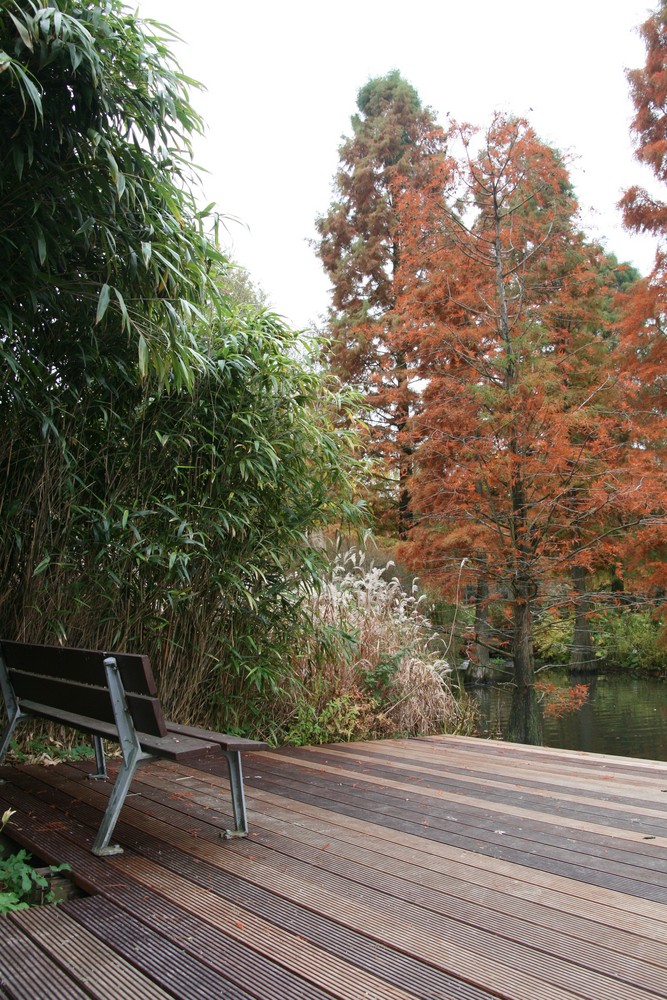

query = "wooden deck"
1;735;667;999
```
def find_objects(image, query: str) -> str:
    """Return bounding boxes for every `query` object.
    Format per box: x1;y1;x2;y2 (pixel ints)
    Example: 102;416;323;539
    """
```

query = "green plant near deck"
283;691;366;746
0;0;223;390
0;307;364;732
533;613;575;664
0;809;71;914
359;651;402;706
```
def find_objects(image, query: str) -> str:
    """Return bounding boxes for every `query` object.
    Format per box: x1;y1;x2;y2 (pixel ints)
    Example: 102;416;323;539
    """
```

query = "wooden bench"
0;640;266;856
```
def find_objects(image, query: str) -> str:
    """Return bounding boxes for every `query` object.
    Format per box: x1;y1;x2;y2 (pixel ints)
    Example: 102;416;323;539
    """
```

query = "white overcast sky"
137;0;658;330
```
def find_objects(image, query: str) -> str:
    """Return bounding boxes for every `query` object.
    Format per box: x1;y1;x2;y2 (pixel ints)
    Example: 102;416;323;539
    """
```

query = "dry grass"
279;550;478;744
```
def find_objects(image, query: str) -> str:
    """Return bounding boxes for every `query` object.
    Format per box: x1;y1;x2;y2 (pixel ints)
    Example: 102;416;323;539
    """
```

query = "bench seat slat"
135;731;221;762
18;702;222;762
164;722;267;752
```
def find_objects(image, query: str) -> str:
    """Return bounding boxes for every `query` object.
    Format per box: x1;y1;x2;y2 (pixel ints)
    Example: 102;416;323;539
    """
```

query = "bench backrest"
0;640;167;737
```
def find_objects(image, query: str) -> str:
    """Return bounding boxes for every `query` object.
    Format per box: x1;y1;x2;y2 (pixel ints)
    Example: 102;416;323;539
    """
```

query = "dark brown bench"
0;640;266;856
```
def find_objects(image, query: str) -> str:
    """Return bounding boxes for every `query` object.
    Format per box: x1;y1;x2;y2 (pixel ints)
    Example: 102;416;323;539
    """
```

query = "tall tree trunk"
474;573;491;672
395;350;413;540
507;683;543;745
492;181;539;743
570;563;596;672
398;455;412;540
506;578;543;744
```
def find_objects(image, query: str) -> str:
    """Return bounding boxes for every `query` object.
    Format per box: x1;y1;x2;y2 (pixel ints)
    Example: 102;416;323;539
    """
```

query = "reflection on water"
472;673;667;762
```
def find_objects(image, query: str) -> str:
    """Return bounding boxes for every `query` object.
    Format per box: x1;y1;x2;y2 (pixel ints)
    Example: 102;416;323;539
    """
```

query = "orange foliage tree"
618;0;667;596
398;115;653;743
316;72;452;535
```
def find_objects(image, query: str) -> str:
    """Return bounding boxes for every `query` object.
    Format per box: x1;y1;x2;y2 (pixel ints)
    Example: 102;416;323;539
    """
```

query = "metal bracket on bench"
91;657;150;857
221;750;248;838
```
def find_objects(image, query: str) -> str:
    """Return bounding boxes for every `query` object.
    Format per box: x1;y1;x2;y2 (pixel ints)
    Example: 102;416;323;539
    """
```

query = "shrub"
533;606;667;673
0;1;364;736
593;608;667;673
534;612;574;664
275;550;478;745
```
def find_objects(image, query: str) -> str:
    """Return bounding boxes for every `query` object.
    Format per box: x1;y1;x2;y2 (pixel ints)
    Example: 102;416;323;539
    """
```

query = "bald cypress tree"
316;71;450;535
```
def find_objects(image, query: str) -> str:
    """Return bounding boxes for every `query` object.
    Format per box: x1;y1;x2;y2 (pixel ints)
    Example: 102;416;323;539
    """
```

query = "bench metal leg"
0;706;22;764
91;655;152;856
0;652;23;765
90;735;107;780
222;750;248;838
91;747;146;856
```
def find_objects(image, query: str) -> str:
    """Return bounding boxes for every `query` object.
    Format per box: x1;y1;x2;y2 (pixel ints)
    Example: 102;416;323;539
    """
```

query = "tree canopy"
316;71;450;535
318;65;667;742
395;115;656;740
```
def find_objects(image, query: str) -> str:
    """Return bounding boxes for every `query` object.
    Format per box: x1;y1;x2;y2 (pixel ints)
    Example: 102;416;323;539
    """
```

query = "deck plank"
112;826;666;998
0;914;93;1000
251;748;667;840
2;735;667;999
62;895;278;1000
233;755;667;899
6;905;175;999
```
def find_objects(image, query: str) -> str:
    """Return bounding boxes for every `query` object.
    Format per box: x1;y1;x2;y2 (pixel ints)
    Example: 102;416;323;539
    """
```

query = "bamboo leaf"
106;149;119;182
114;287;130;332
9;12;34;51
12;146;24;180
35;227;46;266
75;217;95;236
13;64;42;121
95;283;111;324
67;42;82;71
32;556;51;577
138;333;149;376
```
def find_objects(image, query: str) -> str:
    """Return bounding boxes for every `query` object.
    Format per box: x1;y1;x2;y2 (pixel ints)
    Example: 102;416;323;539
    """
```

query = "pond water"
471;673;667;762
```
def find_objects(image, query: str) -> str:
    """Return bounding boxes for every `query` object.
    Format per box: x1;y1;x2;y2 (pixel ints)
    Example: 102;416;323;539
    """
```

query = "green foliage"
218;261;269;312
594;609;667;673
533;607;667;673
0;852;71;914
0;810;71;914
0;0;225;391
533;613;575;664
359;652;402;706
7;737;94;764
0;1;366;733
283;687;365;746
0;307;364;727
